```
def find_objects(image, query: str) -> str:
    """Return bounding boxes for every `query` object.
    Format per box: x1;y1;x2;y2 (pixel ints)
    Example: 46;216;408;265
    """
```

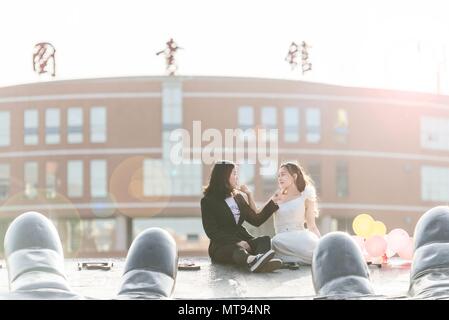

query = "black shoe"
248;250;275;272
281;262;300;270
256;258;283;273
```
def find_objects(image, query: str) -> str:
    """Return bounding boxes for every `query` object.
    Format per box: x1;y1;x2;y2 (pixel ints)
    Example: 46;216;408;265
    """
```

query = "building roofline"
1;74;449;101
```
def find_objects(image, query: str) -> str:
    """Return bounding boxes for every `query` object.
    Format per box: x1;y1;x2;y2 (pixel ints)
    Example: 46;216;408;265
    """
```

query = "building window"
46;162;58;199
90;160;107;198
0;163;10;200
336;161;349;198
171;162;203;195
143;158;202;196
284;107;300;142
261;107;277;141
238;162;255;193
143;159;169;196
162;131;203;196
162;82;182;129
133;217;206;240
24;162;38;199
421;166;449;202
187;234;199;241
421;116;449;151
306;108;321;143
67;161;83;198
335;109;349;143
24;109;39;145
238;106;255;142
259;160;278;198
0;111;10;147
238;106;254;130
90;107;107;143
79;219;116;252
158;82;201;196
307;163;321;195
68;108;83;143
45;108;60;144
331;218;339;232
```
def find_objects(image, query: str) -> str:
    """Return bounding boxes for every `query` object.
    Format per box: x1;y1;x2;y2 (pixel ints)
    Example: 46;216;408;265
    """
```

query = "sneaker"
256;258;283;273
248;250;275;272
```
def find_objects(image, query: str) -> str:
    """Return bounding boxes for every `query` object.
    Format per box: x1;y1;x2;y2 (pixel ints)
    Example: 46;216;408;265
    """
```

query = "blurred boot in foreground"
116;228;178;299
409;206;449;299
312;231;374;299
2;211;84;299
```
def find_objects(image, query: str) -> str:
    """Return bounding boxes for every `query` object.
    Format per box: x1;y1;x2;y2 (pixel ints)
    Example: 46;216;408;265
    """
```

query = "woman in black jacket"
201;160;282;273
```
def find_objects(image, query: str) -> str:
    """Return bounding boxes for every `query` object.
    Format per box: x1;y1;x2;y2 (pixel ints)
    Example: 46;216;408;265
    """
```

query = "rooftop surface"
0;257;413;300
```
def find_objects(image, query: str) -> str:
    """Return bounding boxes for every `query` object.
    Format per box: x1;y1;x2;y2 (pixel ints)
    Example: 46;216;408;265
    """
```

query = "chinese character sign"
300;41;312;74
33;42;56;77
156;38;183;76
285;42;299;70
286;41;312;75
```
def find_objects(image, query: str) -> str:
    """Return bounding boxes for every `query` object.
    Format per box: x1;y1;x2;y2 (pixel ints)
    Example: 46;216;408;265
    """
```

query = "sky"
1;0;449;94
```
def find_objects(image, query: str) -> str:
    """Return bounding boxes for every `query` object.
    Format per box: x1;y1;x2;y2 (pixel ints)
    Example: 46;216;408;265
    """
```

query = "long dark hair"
280;161;314;193
203;160;236;199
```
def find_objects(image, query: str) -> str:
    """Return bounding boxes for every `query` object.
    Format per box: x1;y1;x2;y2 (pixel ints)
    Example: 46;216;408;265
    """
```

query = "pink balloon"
397;237;414;260
365;235;387;257
387;228;410;253
384;235;397;258
385;248;396;258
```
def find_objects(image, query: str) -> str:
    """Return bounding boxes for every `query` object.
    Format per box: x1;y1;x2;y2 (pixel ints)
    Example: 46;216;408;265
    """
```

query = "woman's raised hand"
271;188;285;205
239;184;251;195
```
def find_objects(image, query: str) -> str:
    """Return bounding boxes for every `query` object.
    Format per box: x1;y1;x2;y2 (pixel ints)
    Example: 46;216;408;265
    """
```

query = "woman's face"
228;166;239;189
278;166;296;189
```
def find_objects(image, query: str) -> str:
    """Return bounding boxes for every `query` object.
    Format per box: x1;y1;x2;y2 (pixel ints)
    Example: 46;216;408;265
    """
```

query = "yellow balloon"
369;221;387;237
352;214;374;238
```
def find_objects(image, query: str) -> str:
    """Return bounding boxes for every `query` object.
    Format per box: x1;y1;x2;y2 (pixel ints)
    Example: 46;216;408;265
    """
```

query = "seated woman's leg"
212;244;249;266
212;243;280;273
410;206;449;299
272;231;318;265
248;236;271;255
3;211;83;299
312;232;374;297
116;228;178;299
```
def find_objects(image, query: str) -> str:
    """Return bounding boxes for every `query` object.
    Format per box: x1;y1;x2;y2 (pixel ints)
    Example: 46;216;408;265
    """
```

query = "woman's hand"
237;241;251;251
271;189;285;205
239;184;251;195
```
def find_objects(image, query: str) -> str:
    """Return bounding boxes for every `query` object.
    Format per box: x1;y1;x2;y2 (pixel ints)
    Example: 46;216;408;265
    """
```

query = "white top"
273;185;317;234
225;196;241;224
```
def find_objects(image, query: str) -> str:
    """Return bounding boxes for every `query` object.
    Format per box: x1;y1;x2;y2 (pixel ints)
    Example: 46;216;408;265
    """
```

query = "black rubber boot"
117;228;178;299
3;211;83;299
312;231;374;298
409;206;449;299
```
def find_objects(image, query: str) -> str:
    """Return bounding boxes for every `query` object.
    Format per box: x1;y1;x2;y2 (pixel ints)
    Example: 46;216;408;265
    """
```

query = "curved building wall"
0;76;448;256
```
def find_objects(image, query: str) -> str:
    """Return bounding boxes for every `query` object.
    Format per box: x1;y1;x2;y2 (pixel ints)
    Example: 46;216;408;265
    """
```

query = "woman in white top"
270;162;321;265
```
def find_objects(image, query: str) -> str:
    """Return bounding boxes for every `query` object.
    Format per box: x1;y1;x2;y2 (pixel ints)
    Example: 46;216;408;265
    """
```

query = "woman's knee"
271;236;281;249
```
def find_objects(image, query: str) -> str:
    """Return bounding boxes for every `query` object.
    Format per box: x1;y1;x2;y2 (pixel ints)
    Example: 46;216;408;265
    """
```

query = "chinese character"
285;42;300;70
33;42;56;77
156;38;183;76
300;41;312;74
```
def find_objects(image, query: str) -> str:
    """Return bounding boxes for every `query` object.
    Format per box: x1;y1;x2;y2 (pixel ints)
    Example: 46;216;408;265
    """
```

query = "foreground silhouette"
312;206;449;299
1;211;177;300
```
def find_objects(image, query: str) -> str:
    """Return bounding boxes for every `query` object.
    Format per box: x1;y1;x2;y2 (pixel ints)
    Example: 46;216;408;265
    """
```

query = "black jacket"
200;193;279;257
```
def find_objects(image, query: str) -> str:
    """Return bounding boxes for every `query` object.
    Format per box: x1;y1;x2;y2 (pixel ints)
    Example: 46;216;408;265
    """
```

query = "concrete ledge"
0;257;412;299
